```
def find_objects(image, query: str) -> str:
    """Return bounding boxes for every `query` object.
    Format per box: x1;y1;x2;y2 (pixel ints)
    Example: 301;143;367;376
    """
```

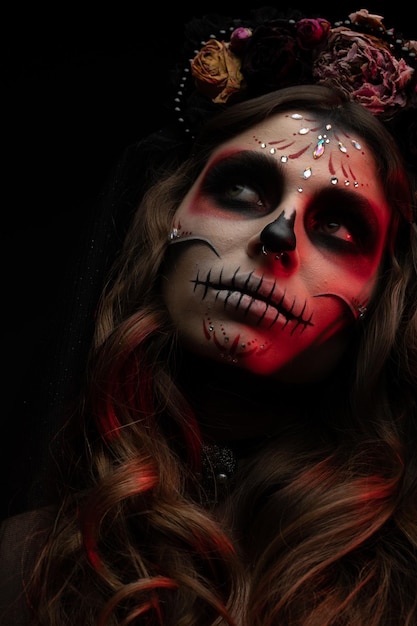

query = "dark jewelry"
200;443;238;506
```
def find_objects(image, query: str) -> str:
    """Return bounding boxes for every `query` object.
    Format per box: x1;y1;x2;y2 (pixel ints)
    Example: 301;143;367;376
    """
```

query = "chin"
220;331;353;383
182;323;354;383
272;335;352;384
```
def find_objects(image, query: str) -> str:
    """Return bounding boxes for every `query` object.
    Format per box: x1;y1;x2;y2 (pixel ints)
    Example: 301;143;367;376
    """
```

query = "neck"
176;350;333;443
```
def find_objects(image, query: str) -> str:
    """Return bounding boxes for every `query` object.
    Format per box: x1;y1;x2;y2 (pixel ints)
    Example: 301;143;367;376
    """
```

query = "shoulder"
0;508;56;626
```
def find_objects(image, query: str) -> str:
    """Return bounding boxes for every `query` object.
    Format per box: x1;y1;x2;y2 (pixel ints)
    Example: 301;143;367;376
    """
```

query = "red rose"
240;21;313;96
296;18;331;50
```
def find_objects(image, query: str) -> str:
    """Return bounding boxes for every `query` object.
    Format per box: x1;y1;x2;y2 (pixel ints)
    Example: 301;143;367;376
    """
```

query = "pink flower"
295;18;331;50
230;27;252;54
348;9;384;30
313;27;415;118
405;39;417;57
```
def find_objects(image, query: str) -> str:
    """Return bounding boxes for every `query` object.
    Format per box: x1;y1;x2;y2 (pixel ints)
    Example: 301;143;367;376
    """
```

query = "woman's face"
162;110;392;381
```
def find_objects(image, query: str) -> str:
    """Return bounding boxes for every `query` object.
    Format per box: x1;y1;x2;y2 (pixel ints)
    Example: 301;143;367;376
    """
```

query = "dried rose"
191;39;244;104
296;18;331;50
313;27;415;118
348;9;385;30
240;21;313;96
405;39;417;57
230;26;252;55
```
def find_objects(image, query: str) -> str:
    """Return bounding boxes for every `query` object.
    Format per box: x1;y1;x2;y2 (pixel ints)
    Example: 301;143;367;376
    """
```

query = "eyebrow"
206;149;283;177
315;187;385;227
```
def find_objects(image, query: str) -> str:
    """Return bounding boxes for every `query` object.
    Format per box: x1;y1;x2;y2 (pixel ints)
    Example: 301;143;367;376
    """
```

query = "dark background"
3;3;413;518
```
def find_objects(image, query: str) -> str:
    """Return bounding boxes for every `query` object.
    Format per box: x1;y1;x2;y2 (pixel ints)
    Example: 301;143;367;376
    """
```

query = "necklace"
200;442;238;506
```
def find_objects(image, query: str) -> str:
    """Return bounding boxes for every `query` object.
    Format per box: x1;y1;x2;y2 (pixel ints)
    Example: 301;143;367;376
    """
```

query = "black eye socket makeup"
195;148;387;260
199;151;284;218
305;188;381;255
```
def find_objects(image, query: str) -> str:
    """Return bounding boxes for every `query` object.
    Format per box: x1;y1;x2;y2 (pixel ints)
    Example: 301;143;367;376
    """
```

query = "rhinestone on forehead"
253;113;363;189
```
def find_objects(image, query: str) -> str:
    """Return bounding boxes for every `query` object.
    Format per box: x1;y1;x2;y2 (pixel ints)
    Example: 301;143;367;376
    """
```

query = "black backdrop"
3;2;413;519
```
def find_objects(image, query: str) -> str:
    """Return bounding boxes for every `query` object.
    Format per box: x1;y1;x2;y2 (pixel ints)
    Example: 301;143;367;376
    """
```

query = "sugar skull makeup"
162;111;392;381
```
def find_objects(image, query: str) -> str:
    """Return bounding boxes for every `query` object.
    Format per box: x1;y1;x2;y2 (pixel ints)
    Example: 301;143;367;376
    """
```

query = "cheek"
298;241;381;320
171;208;250;256
162;244;215;317
170;211;198;239
172;194;216;232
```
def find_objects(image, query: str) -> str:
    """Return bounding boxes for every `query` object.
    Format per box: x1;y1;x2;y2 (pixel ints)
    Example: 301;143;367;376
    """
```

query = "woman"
2;8;417;626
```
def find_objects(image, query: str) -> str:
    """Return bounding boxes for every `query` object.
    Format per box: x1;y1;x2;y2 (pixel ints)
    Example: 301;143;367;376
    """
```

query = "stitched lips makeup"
191;268;314;333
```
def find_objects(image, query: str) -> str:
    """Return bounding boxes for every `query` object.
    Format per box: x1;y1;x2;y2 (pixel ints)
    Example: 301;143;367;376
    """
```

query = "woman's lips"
191;268;314;332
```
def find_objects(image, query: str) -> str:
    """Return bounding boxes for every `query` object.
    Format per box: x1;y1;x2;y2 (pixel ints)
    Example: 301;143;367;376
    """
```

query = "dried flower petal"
189;11;416;119
191;39;244;104
313;28;415;118
348;9;385;30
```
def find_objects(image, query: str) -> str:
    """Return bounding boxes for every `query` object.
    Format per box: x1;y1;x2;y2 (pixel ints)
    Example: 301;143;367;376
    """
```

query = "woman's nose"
260;210;296;254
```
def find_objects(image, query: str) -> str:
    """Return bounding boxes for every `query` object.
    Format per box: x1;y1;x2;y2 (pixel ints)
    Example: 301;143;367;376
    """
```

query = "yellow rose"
191;39;244;104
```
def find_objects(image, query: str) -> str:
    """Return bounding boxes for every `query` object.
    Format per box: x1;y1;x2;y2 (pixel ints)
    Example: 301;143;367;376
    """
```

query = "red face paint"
163;111;391;382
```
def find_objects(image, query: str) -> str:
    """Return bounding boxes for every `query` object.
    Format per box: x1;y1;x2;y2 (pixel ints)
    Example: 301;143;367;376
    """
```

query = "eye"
200;151;282;217
308;210;366;252
225;183;264;206
306;191;379;255
314;216;354;243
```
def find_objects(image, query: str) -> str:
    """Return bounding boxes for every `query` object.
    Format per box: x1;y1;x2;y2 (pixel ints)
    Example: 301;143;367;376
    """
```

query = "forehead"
207;109;388;202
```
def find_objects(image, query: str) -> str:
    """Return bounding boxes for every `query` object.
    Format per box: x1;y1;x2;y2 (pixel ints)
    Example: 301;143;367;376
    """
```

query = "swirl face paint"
162;111;392;381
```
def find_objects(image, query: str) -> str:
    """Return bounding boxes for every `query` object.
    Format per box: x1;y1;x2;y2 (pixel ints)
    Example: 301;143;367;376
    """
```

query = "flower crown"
172;8;417;169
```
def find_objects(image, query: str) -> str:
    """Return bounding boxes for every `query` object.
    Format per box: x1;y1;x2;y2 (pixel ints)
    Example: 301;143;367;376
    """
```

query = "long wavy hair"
29;85;417;625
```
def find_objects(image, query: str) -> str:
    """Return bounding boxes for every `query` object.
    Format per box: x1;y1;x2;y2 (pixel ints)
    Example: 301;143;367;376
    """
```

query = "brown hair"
29;85;417;625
